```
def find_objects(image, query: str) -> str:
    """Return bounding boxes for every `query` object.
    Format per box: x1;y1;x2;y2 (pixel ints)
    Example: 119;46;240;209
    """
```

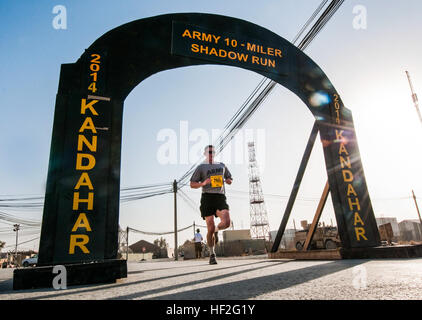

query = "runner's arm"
190;165;210;188
190;178;211;189
223;165;233;185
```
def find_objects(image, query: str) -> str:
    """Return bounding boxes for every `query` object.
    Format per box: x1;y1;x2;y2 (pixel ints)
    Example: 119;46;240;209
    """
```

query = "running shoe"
209;253;217;265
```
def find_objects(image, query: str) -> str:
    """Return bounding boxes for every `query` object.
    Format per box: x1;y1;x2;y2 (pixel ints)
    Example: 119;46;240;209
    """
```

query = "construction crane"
405;71;422;125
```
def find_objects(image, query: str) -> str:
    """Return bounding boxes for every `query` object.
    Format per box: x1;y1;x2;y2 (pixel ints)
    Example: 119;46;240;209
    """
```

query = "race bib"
210;175;223;188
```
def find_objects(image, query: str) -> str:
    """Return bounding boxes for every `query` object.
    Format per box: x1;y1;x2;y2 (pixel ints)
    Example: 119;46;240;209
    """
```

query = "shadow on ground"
1;259;366;300
111;260;366;300
1;260;277;298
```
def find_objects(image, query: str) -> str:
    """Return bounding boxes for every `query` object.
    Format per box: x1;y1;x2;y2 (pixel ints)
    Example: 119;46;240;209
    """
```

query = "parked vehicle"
378;223;394;245
295;224;341;250
22;254;38;267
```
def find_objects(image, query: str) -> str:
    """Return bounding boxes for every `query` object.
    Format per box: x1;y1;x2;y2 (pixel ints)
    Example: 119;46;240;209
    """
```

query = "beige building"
399;220;422;241
222;229;251;242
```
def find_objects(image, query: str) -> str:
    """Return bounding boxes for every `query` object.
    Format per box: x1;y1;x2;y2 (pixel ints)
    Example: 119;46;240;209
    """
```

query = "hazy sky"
1;0;422;251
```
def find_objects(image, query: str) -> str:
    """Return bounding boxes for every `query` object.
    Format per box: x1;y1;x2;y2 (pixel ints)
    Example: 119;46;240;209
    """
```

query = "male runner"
190;145;232;265
194;229;203;259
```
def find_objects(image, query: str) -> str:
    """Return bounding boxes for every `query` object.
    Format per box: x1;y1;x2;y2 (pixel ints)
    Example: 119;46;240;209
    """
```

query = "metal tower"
118;225;129;258
248;141;271;241
406;71;422;125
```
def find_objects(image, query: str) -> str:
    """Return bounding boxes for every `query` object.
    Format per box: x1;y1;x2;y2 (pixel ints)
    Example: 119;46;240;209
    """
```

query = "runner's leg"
216;209;231;231
205;215;216;251
205;215;218;264
213;209;230;244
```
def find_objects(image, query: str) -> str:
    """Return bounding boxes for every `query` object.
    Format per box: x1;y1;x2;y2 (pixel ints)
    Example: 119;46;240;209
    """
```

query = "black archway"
38;13;380;269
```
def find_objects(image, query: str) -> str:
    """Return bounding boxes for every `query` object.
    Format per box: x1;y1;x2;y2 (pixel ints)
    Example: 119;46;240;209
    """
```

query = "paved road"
1;256;422;300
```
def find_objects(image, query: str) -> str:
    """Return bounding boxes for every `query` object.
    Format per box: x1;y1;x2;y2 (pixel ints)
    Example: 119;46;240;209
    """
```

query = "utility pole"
193;221;196;238
412;190;422;226
173;179;178;261
13;224;20;266
126;226;129;261
405;71;422;125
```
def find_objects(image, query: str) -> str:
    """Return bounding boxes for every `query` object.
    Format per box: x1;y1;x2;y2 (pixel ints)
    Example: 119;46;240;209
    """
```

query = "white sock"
209;246;215;254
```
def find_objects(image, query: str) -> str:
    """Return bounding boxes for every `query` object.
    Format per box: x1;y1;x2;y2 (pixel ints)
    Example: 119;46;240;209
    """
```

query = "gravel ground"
1;256;422;300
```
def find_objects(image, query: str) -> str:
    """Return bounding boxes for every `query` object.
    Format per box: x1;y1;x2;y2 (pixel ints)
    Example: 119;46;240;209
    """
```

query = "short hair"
196;228;200;232
204;145;214;151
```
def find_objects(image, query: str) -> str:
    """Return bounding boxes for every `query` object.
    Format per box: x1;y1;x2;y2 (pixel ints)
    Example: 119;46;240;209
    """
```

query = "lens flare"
309;91;331;107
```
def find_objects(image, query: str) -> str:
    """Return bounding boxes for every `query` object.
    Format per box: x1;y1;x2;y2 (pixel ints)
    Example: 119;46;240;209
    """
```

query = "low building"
222;229;251;242
221;230;267;257
129;239;168;258
180;240;202;259
182;230;268;259
219;239;266;257
399;220;422;242
269;229;296;250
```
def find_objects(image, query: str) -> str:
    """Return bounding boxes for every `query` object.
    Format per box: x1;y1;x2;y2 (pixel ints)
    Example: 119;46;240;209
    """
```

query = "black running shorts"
200;193;229;219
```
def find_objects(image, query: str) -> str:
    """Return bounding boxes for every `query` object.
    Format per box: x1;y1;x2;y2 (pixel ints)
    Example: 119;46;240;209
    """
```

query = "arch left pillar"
13;63;127;290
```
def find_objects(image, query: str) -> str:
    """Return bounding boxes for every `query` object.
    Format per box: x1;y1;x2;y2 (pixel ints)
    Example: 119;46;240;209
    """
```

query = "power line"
292;0;329;44
177;0;343;187
0;1;346;215
298;0;344;50
0;182;173;205
0;210;41;227
178;189;199;212
3;236;39;249
128;224;193;236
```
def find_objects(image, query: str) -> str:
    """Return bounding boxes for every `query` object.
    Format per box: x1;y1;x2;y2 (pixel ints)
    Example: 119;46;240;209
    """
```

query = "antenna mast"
248;141;271;241
405;71;422;125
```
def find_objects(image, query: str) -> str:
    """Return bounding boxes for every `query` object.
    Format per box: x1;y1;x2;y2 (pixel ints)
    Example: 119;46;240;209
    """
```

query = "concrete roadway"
1;256;422;300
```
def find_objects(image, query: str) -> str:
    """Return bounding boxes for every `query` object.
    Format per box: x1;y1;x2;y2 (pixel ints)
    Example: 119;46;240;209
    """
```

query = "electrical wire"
0;183;174;211
128;224;193;236
177;0;341;187
0;1;345;220
3;237;39;248
178;189;199;212
291;0;329;44
0;210;41;227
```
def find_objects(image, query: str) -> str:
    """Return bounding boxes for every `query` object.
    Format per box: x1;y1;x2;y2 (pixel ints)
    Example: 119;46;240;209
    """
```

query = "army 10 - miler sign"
14;13;380;290
171;21;289;76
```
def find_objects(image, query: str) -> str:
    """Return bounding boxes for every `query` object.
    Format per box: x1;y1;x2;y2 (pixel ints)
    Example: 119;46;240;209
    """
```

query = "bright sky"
1;0;422;252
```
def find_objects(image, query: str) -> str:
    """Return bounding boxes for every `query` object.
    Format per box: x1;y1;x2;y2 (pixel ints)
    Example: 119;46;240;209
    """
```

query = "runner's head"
196;228;200;233
204;145;215;163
